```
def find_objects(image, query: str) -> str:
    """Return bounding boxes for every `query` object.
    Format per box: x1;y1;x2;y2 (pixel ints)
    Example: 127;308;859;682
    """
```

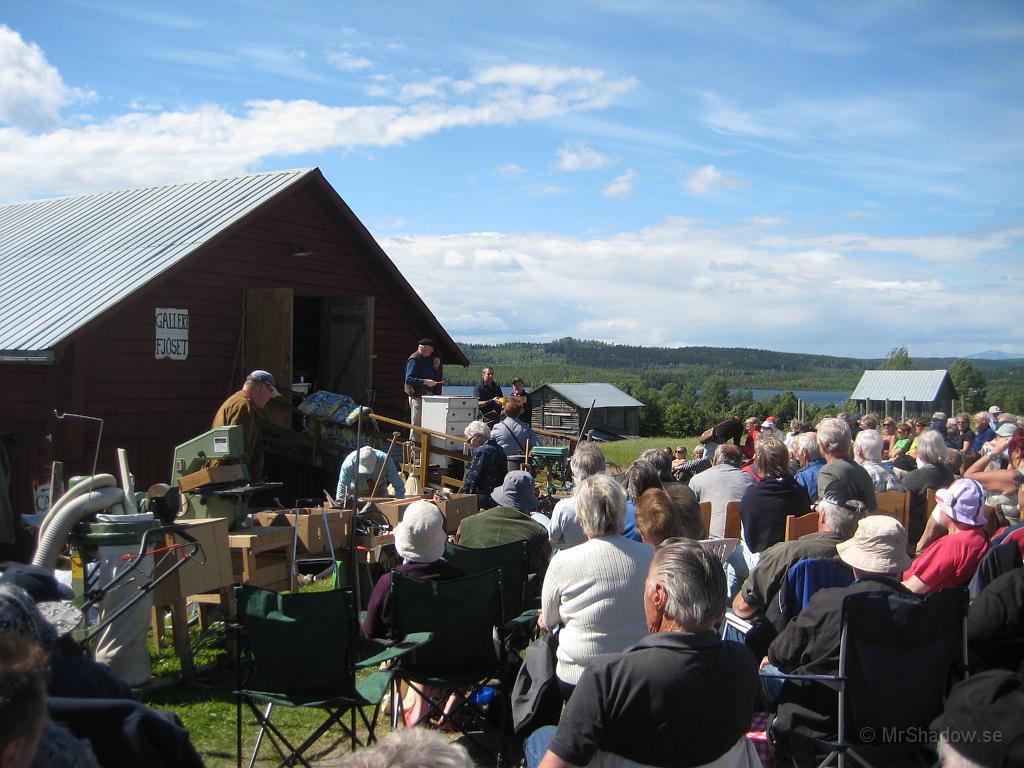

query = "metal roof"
542;383;644;408
849;370;953;402
0;168;314;357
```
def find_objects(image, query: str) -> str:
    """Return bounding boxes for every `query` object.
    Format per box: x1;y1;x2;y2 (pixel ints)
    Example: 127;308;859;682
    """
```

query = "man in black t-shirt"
473;367;503;425
524;539;757;768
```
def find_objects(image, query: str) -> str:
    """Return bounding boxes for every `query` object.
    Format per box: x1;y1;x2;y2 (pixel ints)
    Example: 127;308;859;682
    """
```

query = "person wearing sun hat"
903;478;991;594
361;500;465;640
766;516;914;749
456;471;551;586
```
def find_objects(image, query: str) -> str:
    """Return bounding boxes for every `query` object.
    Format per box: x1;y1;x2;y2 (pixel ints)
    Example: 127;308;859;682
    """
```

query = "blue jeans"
524;725;558;768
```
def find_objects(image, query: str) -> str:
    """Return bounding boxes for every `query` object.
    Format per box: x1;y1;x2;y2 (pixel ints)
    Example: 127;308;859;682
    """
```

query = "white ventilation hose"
38;474;118;541
32;485;128;571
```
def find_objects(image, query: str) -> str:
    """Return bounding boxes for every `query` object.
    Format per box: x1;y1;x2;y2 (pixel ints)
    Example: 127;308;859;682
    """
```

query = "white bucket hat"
393;500;446;563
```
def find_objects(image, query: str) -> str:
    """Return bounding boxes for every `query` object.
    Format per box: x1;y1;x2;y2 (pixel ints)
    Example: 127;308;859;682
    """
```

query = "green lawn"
599;436;700;471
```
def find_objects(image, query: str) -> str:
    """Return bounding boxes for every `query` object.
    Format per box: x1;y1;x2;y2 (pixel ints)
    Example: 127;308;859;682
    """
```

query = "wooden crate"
431;493;478;534
176;464;246;493
151;518;233;604
228;526;294;590
252;508;351;554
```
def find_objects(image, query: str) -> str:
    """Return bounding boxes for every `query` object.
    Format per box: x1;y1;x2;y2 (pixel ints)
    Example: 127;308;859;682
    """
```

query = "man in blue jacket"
403;338;441;438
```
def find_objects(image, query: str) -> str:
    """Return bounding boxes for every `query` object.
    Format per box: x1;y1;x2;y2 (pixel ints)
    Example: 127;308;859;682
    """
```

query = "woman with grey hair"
548;442;606;551
539;474;654;697
901;429;955;550
853;429;903;492
461;420;506;509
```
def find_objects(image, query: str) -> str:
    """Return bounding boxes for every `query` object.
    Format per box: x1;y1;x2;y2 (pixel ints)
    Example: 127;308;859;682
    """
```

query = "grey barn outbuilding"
849;370;959;421
528;383;644;439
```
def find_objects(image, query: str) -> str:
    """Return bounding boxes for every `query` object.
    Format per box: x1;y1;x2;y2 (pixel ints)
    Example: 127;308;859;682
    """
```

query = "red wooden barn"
0;168;468;535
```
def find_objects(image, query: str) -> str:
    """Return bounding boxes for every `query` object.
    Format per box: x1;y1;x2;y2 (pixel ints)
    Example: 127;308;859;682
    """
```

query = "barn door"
320;296;374;404
244;288;293;429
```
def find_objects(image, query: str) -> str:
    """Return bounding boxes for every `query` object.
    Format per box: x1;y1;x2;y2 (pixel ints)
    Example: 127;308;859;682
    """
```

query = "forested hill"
444;338;1024;394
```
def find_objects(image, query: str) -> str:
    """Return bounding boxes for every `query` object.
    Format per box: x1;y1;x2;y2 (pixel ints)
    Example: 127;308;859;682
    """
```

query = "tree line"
447;339;1024;437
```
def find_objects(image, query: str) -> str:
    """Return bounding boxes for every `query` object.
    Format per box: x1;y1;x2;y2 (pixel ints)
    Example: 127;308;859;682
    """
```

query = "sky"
2;1;1023;358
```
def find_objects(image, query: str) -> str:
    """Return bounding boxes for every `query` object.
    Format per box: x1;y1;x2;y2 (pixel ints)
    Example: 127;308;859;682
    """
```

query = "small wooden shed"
0;168;468;524
849;370;959;421
529;383;644;439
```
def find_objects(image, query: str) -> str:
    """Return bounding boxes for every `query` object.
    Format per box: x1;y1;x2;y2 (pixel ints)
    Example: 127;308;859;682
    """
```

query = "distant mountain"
967;350;1024;361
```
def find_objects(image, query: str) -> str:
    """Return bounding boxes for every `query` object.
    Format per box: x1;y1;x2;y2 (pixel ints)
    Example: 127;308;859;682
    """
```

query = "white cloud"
326;51;372;71
602;169;636;198
0;25;91;131
495;163;525;176
0;61;635;200
684;164;743;195
380;220;1023;356
556;142;611;171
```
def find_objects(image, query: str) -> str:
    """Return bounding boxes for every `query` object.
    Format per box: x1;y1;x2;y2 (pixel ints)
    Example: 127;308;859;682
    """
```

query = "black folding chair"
762;587;969;768
233;585;430;768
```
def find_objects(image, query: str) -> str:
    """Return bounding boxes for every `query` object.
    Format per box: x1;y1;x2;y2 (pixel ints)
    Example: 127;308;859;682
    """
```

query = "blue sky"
2;1;1022;357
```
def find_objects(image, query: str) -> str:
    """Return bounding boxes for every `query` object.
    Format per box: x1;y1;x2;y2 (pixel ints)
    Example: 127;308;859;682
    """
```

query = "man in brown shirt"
211;370;279;480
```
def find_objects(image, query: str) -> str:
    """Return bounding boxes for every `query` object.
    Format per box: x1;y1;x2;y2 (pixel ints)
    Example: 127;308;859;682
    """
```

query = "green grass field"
598;436;701;471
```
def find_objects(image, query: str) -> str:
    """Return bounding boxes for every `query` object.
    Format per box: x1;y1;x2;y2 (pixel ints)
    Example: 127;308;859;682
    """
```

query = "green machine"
170;426;279;530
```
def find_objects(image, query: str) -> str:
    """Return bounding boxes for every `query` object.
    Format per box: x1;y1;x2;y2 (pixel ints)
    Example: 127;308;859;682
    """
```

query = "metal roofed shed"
849;370;958;421
529;383;644;439
0;168;468;526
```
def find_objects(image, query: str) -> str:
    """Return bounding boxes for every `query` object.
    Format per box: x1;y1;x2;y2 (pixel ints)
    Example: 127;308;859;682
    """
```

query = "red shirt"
904;527;990;592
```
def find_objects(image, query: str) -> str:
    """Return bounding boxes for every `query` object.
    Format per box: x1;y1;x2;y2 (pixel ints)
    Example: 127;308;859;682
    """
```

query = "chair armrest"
357;632;433;668
759;668;845;684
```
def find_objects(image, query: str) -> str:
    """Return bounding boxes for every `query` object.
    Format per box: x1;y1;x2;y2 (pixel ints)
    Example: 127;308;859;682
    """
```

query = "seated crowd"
7;395;1023;768
357;403;1023;768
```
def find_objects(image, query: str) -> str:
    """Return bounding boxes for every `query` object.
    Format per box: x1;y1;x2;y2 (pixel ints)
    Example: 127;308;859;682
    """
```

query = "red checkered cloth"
747;711;775;768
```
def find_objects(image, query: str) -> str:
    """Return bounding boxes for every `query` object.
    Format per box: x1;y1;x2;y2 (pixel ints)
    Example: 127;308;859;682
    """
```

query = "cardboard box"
374;493;478;534
253;508;350;554
373;498;419;528
430;493;478;534
177;464;245;493
151;518;233;604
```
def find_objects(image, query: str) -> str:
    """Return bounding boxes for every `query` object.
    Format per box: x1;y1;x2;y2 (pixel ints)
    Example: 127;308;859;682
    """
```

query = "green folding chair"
389;568;509;765
444;539;540;646
233;585;430;768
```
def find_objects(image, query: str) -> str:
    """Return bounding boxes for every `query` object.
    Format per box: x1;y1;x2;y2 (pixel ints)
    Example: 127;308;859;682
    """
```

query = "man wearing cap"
404;339;442;438
211;369;280;481
511;376;532;423
932;670;1024;768
766;516;913;749
903;478;991;594
456;470;551;585
335;445;406;501
731;494;865;626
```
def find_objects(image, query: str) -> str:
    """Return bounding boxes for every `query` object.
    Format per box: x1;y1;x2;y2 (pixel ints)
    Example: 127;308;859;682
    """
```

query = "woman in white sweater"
539;473;654;697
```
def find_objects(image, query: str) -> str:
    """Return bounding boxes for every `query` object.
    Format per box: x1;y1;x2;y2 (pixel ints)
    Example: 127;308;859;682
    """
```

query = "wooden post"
901;398;907;422
419;431;430;490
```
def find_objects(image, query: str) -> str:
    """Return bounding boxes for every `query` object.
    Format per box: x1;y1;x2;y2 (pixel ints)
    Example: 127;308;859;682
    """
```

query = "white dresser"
420;395;477;468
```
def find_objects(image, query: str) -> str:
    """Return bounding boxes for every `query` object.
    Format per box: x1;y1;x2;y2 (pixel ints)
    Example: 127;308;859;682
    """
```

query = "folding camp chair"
768;557;854;633
444;539;539;646
762;587;969;768
389;568;509;765
233;585;430;768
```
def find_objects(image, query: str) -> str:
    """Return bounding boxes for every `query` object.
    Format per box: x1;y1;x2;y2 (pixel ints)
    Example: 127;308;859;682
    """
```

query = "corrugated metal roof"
849;370;952;402
544;383;644;408
0;168;314;354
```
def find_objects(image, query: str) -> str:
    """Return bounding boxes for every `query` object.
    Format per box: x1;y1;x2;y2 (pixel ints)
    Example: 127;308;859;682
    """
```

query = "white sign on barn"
155;307;189;360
